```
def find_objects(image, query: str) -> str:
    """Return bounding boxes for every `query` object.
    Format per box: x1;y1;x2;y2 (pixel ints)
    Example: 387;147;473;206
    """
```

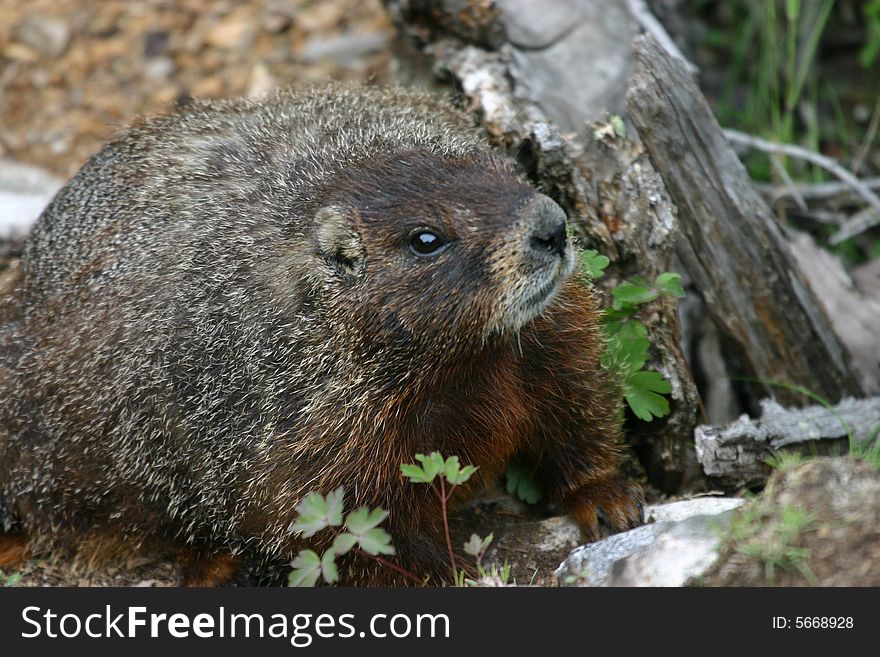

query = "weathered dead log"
696;397;880;490
386;1;700;491
626;35;865;406
789;232;880;393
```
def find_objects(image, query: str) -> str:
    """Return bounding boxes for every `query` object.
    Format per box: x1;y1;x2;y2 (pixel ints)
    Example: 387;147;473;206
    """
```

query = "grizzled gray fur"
0;85;642;584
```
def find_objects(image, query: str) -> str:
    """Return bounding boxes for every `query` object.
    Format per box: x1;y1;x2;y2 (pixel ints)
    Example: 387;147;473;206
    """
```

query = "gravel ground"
0;0;392;178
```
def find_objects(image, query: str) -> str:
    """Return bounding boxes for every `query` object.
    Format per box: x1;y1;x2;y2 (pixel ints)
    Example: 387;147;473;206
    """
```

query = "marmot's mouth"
484;245;575;339
514;249;575;326
524;276;562;310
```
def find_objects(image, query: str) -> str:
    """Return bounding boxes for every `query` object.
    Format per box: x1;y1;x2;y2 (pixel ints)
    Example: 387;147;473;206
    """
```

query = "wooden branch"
626;34;865;404
755;176;880;203
768;154;807;211
695;396;880;489
829;206;880;245
852;93;880;175
723;128;880;216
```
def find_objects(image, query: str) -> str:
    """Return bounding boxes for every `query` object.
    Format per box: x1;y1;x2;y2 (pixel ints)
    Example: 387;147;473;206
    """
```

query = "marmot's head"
309;148;574;359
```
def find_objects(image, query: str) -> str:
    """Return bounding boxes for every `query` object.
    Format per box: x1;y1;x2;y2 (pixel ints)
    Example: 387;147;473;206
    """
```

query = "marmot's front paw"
566;477;644;541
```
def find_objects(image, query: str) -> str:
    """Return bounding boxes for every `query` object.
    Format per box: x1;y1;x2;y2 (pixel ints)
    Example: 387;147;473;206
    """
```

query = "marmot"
0;85;642;585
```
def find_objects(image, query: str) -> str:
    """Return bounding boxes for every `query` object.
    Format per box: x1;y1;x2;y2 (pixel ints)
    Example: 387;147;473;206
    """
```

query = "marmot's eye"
409;230;447;256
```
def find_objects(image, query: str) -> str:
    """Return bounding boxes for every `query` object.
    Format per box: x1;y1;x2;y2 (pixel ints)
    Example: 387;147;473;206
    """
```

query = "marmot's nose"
526;195;568;258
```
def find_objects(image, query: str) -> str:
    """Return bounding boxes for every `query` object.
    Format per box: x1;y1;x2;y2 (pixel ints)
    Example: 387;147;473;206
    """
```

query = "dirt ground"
0;0;392;178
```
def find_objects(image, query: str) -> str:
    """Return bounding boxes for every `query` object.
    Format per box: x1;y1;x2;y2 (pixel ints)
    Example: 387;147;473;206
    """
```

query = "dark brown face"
313;150;574;356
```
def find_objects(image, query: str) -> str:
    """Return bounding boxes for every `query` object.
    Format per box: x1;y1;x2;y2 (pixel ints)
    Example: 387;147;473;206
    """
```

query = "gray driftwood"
386;0;700;491
626;35;865;405
696;396;880;489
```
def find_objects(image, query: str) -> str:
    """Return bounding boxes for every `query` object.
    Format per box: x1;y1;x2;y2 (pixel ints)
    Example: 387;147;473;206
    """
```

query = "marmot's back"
0;85;642;585
23;87;483;308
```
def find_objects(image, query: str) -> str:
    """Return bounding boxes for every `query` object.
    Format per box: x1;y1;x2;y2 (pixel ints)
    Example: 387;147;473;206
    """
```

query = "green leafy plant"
287;487;416;586
288;452;491;586
504;461;543;504
460;532;511;586
0;569;21;587
580;250;684;422
401;452;478;579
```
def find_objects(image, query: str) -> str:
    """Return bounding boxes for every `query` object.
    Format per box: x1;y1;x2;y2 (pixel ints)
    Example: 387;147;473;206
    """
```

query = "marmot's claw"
566;477;645;541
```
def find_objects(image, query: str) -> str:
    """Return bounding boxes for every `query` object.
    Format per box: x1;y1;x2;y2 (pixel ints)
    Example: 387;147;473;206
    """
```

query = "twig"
438;477;457;575
829;206;880;245
351;547;426;585
769;154;807;211
625;0;698;74
852;94;880;175
724;128;880;215
755;176;880;203
788;208;846;225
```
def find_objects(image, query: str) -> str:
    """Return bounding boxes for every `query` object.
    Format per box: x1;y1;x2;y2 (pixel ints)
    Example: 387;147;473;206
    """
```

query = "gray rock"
15;14;71;58
556;497;744;586
645;497;744;523
0;159;63;240
497;0;636;131
609;514;731;586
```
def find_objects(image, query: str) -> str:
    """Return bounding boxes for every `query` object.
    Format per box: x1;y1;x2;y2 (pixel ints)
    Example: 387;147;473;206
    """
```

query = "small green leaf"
400;463;431;483
612;281;658;309
442;455;462;479
463;534;483;557
3;572;21;587
610;115;626;138
505;462;544;504
288;550;322;587
345;507;389;535
603;306;635;323
321;549;339;584
291;487;344;537
615;334;650;376
655;272;685;298
623;370;673;421
332;533;358;556
579;249;610;280
463;533;494;557
615;318;648;341
357;527;396;556
401;452;446;484
449;464;478;485
418;452;446;479
325;487;345;527
443;456;478;485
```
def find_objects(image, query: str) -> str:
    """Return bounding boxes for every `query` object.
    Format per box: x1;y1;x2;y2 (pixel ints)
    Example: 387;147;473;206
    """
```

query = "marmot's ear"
314;205;365;280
